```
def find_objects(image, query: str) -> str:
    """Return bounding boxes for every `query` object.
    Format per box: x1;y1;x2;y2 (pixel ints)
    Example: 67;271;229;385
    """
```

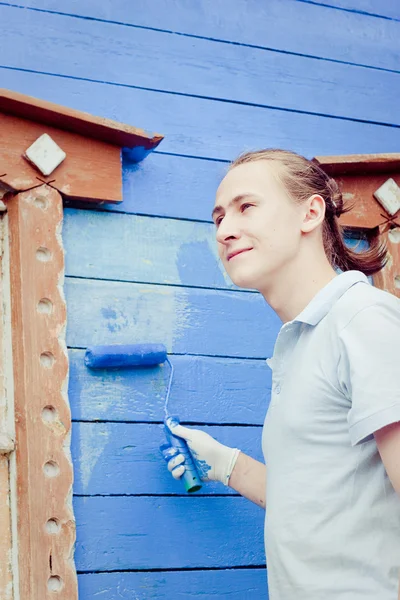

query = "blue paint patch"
123;145;154;163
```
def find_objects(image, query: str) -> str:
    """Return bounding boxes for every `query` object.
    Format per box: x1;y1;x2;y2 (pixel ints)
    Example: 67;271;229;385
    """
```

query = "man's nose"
216;215;239;244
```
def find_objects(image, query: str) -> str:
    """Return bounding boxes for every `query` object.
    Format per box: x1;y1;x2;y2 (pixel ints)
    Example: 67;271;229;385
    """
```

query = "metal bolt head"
24;133;66;177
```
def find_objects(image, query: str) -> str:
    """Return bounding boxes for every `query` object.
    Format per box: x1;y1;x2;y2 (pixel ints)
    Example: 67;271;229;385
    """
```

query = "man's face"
213;160;304;291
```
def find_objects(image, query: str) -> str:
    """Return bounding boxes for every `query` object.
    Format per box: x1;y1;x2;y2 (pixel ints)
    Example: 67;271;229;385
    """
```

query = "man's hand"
163;420;240;485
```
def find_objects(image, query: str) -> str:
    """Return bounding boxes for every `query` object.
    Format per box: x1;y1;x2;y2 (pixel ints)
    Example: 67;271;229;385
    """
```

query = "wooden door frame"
315;153;400;297
0;89;163;600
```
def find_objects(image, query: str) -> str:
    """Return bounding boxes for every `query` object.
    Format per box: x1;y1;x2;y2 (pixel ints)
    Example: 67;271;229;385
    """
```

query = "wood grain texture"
312;0;400;20
72;423;265;495
0;214;13;600
63;208;229;289
0;113;122;202
68;350;271;425
2;69;400;163
8;186;77;599
63;209;371;289
78;568;268;599
73;496;265;571
0;87;163;152
65;277;280;359
0;457;13;600
373;225;400;297
2;5;400;125
12;0;400;70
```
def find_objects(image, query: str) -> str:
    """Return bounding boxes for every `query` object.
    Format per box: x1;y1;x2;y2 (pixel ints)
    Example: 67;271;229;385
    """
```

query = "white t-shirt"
262;270;400;600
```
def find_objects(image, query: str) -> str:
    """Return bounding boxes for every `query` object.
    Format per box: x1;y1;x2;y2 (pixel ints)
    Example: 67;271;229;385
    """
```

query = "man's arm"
374;421;400;600
228;452;266;509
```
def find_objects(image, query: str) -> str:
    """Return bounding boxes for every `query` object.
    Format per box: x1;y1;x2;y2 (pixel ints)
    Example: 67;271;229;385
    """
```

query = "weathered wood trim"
7;185;77;600
0;113;123;203
0;87;163;152
315;153;400;298
0;212;14;600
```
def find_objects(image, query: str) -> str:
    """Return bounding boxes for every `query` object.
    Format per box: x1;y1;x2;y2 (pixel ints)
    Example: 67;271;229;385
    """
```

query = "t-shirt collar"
293;270;370;326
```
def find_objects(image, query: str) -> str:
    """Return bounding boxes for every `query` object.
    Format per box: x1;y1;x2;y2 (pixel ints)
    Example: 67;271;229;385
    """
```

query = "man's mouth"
227;248;252;261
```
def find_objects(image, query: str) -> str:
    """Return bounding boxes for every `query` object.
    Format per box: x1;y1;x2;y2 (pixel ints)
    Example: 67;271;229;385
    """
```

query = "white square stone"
24;133;66;176
373;178;400;217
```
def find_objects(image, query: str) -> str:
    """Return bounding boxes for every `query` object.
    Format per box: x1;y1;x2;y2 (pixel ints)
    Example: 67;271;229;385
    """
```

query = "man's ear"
301;194;326;233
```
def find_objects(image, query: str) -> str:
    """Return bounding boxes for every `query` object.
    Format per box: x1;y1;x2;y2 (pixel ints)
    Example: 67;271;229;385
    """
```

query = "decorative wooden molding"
0;212;14;600
0;88;165;600
7;185;77;600
314;153;400;297
0;87;164;203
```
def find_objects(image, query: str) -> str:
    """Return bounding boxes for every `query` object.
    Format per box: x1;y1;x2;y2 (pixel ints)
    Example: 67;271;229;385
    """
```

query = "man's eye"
241;203;252;212
215;216;223;227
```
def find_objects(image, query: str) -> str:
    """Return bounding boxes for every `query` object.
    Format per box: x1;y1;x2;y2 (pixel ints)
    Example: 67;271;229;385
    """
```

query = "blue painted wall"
1;1;399;597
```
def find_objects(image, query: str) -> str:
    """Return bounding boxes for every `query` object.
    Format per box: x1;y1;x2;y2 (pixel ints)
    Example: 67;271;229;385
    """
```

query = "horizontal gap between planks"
1;64;400;129
153;150;230;164
64;274;259;295
295;0;399;22
72;419;263;427
73;493;242;498
77;565;267;575
1;2;398;70
68;347;270;362
64;202;216;225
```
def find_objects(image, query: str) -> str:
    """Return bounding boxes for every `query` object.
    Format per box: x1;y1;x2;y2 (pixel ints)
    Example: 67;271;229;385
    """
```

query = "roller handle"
162;417;202;494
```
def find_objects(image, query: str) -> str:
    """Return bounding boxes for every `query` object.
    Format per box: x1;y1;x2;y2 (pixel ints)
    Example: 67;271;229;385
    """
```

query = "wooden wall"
1;1;399;597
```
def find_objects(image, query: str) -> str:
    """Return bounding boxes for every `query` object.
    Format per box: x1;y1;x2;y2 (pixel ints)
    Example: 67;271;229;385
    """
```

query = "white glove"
164;420;241;486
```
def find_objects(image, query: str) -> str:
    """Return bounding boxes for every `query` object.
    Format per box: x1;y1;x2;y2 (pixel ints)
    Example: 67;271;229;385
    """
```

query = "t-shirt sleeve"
338;299;400;446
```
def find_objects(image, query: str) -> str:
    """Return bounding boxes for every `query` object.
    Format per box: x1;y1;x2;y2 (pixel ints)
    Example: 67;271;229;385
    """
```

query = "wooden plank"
63;209;372;288
72;423;265;495
373;226;400;298
2;6;400;125
2;69;400;162
117;151;226;221
0;457;12;599
314;0;400;20
68;350;271;425
0;113;122;202
78;569;268;599
65;278;281;359
0;87;163;153
13;0;400;71
63;208;231;289
0;214;13;600
8;185;77;599
73;496;265;570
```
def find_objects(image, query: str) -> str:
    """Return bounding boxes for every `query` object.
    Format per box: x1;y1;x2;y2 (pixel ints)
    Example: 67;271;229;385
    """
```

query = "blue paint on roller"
84;343;167;369
84;343;202;493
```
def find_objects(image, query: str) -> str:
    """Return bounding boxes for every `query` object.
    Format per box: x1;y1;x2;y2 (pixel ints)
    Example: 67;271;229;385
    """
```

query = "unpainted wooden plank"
2;5;400;125
72;422;265;495
0;214;14;600
65;278;280;359
13;0;400;70
68;350;271;425
373;225;400;298
0;458;12;600
8;185;77;599
2;69;400;162
0;113;122;202
78;568;268;599
73;496;265;571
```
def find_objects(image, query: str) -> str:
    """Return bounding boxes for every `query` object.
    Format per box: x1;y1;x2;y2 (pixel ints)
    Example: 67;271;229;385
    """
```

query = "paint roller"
84;343;202;493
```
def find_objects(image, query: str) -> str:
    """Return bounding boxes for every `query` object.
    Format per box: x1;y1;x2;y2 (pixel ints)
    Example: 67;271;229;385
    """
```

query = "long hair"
230;149;387;276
